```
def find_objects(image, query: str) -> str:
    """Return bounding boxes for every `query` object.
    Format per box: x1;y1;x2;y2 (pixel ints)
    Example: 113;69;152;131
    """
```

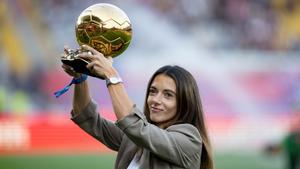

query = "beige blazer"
71;101;202;169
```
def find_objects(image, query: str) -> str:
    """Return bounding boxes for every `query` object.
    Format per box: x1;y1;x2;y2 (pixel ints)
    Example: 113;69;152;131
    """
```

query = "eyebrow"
164;89;176;95
150;86;176;95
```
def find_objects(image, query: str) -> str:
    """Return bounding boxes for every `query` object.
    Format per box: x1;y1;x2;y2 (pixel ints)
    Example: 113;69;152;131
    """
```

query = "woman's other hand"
62;64;81;78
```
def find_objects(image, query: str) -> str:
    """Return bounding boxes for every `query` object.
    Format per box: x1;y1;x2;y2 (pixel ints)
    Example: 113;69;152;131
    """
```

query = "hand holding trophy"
55;3;132;98
61;3;132;78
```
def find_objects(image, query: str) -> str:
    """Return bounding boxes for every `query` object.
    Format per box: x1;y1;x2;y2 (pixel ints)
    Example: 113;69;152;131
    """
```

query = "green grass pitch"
0;152;285;169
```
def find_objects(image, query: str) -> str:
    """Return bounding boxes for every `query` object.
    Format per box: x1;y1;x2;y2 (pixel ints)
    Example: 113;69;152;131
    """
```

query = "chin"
150;116;160;124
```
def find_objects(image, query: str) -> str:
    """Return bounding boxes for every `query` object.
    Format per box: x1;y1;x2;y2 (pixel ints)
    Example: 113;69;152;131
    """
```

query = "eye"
164;92;174;98
148;88;157;96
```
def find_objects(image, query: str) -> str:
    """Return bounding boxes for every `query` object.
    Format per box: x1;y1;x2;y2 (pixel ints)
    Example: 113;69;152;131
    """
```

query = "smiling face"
147;74;178;128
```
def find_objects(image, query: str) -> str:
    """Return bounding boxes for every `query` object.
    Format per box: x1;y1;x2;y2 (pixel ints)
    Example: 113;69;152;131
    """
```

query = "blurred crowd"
213;0;300;50
142;0;300;50
0;0;300;116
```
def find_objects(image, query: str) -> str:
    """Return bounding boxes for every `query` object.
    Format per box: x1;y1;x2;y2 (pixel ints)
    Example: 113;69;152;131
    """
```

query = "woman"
62;45;214;169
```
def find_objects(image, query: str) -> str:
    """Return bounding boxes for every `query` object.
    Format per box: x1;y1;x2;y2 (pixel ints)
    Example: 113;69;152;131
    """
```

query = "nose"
152;93;162;104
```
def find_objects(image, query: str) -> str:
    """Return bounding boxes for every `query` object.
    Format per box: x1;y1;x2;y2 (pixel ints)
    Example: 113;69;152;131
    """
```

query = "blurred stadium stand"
0;0;299;163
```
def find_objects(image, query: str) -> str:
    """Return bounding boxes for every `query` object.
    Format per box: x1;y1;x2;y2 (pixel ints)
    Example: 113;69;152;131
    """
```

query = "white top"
127;152;141;169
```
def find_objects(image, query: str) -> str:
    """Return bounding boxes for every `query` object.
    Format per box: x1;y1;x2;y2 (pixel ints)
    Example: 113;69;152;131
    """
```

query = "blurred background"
0;0;300;169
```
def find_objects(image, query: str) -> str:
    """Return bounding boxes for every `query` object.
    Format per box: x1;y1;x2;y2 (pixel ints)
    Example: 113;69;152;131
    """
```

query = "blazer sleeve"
115;106;202;168
71;100;124;151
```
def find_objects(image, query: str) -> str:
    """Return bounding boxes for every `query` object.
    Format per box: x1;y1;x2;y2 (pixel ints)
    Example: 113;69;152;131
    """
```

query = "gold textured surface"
75;3;132;58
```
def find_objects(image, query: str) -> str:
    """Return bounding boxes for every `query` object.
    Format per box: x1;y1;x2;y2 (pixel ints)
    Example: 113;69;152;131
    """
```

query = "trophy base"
61;49;104;79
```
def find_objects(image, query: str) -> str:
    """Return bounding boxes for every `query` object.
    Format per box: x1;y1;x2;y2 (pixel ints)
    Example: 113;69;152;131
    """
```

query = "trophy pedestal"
61;49;103;79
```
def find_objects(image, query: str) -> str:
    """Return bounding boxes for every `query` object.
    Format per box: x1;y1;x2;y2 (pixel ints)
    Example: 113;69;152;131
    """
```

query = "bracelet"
54;74;88;98
72;74;88;84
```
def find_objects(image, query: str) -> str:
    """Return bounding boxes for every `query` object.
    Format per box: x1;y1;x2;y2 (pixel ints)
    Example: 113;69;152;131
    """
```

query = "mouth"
150;106;163;113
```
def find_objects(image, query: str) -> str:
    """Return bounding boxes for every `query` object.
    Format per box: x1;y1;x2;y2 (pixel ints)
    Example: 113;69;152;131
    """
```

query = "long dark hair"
143;65;214;169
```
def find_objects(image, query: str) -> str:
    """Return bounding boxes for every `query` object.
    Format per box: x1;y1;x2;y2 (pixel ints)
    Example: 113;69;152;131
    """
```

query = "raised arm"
62;63;124;151
77;45;134;120
73;80;91;115
61;63;91;115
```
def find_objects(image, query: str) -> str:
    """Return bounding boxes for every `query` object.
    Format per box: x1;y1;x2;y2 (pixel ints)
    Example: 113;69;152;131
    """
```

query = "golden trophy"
61;3;132;77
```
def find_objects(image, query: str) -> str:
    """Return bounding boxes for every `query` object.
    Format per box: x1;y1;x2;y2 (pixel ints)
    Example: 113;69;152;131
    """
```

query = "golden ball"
75;3;132;58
